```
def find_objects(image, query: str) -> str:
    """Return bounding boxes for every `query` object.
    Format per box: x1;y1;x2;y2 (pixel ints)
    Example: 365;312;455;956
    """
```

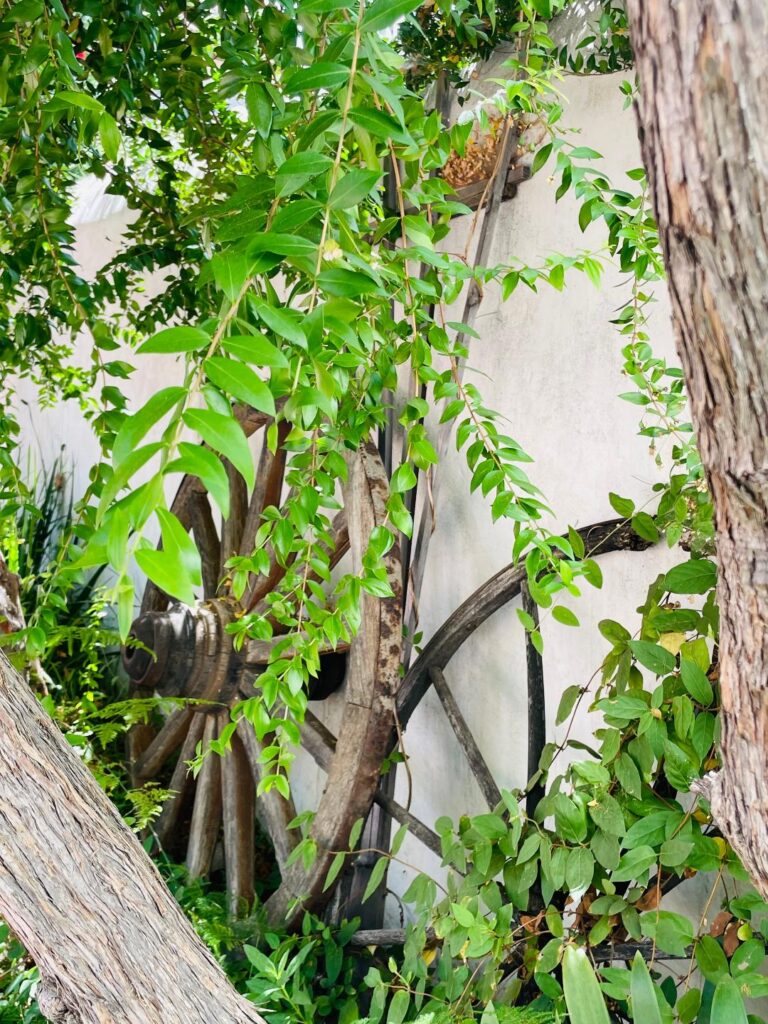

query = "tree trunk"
0;650;265;1024
625;1;768;893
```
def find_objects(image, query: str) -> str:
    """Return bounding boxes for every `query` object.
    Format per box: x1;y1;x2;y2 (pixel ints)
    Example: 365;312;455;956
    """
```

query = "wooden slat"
372;790;441;858
522;583;545;816
263;444;402;928
132;706;194;783
154;712;206;849
429;666;502;811
185;714;223;879
240;421;289;559
237;718;297;870
221;731;255;916
190;491;221;599
220;460;248;576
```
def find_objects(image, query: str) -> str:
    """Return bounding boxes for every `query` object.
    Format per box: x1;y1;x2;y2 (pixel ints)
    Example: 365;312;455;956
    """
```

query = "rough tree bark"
625;1;768;893
0;650;265;1024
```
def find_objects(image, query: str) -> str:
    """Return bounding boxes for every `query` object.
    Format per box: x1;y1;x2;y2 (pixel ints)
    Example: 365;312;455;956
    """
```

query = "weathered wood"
220;460;248;576
132;706;194;784
244;634;350;667
154;712;206;850
221;730;256;916
429;666;502;811
186;714;223;879
189;492;221;599
372;790;442;858
398;518;651;731
237;717;297;870
0;651;265;1024
240;421;289;559
263;444;402;927
521;584;545;816
626;0;768;899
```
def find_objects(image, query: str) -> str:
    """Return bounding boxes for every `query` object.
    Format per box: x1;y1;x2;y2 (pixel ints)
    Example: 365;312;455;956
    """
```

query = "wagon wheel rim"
123;411;402;924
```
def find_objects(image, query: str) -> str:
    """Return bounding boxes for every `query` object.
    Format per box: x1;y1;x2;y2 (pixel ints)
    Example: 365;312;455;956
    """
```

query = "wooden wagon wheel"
294;516;655;930
122;408;402;927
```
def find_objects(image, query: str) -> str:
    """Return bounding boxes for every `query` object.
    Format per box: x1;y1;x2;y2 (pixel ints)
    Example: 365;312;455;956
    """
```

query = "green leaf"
664;559;717;594
275;151;334;197
566;847;595;894
317;268;379;296
631;512;660;542
204;357;275;416
588;793;625;837
711;976;749;1024
553;605;579;627
348;107;411;145
51;89;104;112
452;902;475;928
222;335;289;368
323;851;346;891
165;442;231;521
556;684;581;725
248;233;317;260
630;953;662;1024
362;856;388;902
4;0;43;22
329;169;382;209
362;0;421;33
562;946;611;1024
695;936;729;982
608;492;635;518
99;112;121;161
615;753;642;798
390;463;417;493
628;640;675;676
113;386;186;465
138;325;210;354
640;911;693;957
284;62;350;93
253;300;307;346
183;408;255;490
532;142;553;175
679;657;714;705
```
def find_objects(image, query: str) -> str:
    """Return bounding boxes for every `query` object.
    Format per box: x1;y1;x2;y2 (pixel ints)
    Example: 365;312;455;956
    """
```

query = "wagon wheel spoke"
186;713;224;879
240;420;290;560
189;491;221;599
237;718;297;870
429;666;502;811
155;712;206;850
220;460;249;579
221;728;256;915
132;706;195;785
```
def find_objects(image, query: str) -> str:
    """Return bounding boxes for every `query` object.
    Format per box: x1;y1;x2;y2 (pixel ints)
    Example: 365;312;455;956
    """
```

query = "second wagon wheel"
122;406;402;925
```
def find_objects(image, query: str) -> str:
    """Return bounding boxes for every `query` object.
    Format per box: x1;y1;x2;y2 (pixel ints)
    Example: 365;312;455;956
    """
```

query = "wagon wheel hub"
123;601;239;704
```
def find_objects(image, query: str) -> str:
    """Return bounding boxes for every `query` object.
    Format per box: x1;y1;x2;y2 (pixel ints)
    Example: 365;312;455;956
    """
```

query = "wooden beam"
429;666;502;811
522;583;545;816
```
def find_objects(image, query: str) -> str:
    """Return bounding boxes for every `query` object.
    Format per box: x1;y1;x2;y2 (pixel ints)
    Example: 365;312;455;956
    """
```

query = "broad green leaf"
317;268;379;296
588;793;625;837
630;953;662;1024
99;112;120;161
640;911;693;957
562;946;611;1024
664;559;717;594
628;640;675;676
183;408;255;490
695;935;729;982
135;547;196;605
329;169;382;209
138;325;210;354
113;386;186;465
211;252;250;301
711;976;748;1024
323;851;346;891
679;657;714;705
99;444;164;520
553;605;579;627
204;357;275;416
362;856;388;902
565;847;595;894
4;0;43;22
611;845;657;882
275;151;334;197
556;684;581;725
248;233;317;259
362;0;421;34
284;62;349;93
222;335;289;368
253;300;307;346
608;492;635;518
165;442;231;521
50;89;104;112
348;107;411;145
